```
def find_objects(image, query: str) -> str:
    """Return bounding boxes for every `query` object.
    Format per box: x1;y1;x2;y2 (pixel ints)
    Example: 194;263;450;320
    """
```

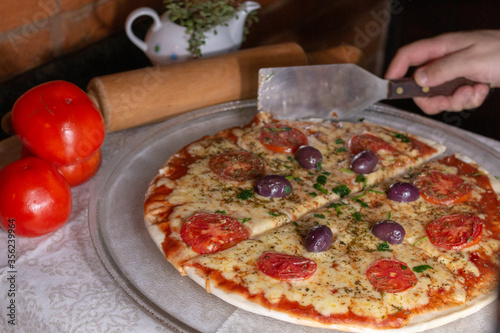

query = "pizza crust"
185;266;497;333
146;224;166;256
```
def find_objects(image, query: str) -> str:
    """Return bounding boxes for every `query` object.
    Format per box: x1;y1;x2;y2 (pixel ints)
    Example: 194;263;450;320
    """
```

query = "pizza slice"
144;134;302;272
231;111;445;204
183;196;468;331
348;153;500;300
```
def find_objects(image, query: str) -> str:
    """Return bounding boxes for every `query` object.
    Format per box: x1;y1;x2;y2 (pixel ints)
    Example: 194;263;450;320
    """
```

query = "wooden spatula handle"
387;77;479;100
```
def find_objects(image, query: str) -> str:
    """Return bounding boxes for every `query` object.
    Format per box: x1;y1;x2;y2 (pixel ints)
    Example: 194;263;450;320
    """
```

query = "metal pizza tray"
88;100;499;333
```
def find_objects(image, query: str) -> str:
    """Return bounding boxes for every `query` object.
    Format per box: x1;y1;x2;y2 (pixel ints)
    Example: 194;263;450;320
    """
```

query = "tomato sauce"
441;155;500;236
166;149;196;180
411;138;438;156
441;155;500;295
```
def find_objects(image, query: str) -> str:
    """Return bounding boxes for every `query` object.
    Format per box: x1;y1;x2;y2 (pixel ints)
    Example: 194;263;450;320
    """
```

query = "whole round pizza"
143;111;500;332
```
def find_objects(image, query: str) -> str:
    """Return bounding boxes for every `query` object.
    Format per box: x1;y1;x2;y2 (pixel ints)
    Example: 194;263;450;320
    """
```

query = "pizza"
143;111;500;331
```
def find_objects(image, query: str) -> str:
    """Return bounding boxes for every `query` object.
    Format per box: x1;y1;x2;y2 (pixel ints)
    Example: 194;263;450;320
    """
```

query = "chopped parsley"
393;132;411;143
413;236;428;246
335;138;345;144
314;213;326;219
328;202;345;216
215;210;226;214
412;265;432;273
350;193;367;200
316;175;327;185
268;211;280;217
377;241;392;252
358;117;365;122
265;126;291;132
313;183;328;195
335;147;347;153
313;175;329;194
316;161;323;171
352;211;363;222
340;168;355;174
353;198;368;208
240;218;252;223
355;174;367;190
332;184;351;198
355;174;366;183
286;175;303;182
237;189;254;200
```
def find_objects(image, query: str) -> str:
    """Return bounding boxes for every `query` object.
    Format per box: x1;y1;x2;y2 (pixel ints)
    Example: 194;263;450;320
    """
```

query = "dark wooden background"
1;0;499;141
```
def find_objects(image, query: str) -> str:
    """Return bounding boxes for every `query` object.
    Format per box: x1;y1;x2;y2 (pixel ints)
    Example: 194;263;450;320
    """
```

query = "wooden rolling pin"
87;43;362;133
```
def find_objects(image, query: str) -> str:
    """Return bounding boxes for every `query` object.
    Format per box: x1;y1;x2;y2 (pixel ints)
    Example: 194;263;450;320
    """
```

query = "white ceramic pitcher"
125;1;260;66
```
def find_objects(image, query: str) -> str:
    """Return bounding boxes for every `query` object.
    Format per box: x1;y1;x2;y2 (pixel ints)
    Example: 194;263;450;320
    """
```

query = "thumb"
414;50;472;87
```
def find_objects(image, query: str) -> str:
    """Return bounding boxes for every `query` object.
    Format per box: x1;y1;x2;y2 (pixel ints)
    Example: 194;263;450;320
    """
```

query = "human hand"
385;30;500;114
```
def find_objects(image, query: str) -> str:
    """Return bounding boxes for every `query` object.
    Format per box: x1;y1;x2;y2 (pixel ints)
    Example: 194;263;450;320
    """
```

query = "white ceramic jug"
125;1;260;66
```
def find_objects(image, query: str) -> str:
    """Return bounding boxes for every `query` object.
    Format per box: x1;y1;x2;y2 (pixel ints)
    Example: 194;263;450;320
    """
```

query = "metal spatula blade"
257;63;475;120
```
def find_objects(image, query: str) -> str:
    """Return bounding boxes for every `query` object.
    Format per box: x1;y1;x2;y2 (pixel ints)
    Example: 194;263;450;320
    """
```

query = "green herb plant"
164;0;258;57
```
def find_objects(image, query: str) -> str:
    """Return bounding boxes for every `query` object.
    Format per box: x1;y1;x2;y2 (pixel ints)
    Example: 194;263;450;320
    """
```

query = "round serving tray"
89;100;499;333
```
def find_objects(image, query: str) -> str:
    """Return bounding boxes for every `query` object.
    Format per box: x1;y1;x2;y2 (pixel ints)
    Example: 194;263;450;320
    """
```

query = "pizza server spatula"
257;63;476;120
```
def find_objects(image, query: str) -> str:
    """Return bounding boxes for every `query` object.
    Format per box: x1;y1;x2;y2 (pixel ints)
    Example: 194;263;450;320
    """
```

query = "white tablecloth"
0;117;499;333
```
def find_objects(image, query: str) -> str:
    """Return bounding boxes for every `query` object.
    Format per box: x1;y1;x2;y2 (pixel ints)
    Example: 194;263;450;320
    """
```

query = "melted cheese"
186;203;466;322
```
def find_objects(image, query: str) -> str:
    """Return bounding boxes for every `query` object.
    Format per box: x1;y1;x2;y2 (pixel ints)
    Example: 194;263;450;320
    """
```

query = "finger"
385;32;473;80
413;49;477;87
448;84;490;111
413;83;490;114
414;96;450;115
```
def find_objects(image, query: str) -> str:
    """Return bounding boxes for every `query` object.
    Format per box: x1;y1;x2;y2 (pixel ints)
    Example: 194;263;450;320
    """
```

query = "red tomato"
180;213;249;254
349;133;395;155
209;151;265;182
366;258;417;293
58;149;102;187
11;81;105;166
259;124;308;153
0;157;72;237
21;146;102;187
414;170;472;205
426;214;483;250
257;252;317;281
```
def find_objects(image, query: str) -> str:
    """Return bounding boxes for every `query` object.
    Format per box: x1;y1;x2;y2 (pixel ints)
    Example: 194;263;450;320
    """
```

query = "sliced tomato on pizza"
209;151;265;182
426;214;483;250
257;252;317;281
366;258;417;293
259;124;308;154
181;213;250;254
414;170;472;205
349;133;396;155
